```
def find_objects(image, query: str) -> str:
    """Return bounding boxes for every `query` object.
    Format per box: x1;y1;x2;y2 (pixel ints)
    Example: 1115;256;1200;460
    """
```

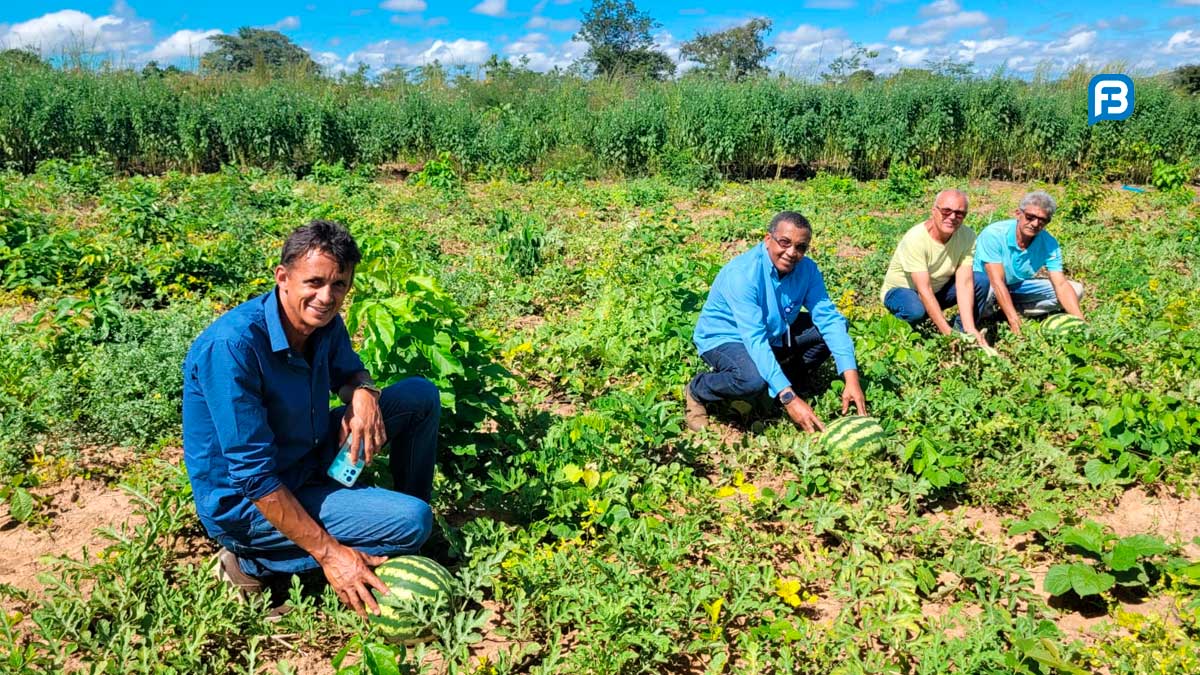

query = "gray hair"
934;189;968;206
1019;191;1057;218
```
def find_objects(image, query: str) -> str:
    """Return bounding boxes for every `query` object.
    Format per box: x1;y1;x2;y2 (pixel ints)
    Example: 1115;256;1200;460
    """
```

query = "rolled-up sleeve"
195;339;283;501
327;316;366;393
728;277;791;398
803;266;858;375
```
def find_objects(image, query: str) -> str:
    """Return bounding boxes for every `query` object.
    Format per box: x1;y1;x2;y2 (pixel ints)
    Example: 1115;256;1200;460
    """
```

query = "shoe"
212;547;264;602
684;385;708;431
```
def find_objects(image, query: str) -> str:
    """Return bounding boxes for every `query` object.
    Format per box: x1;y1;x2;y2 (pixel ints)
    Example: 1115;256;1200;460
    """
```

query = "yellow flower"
776;578;803;607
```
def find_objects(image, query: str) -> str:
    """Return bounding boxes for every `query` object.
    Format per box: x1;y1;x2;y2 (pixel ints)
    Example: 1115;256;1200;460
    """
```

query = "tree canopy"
200;28;319;76
680;18;774;81
576;0;675;80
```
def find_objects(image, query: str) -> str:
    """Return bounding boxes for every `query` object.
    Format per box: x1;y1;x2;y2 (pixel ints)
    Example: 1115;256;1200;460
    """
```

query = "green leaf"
8;487;33;523
1108;535;1169;571
1044;564;1073;596
1059;521;1108;556
1008;510;1060;536
362;641;402;675
1083;459;1119;486
1069;564;1115;596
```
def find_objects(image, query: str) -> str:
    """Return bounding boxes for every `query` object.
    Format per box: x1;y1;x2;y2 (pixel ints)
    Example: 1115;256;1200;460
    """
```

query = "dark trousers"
688;313;831;404
219;377;440;577
883;271;990;330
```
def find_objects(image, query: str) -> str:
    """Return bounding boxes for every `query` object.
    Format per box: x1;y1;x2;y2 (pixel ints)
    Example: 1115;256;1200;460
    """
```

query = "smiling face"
1016;204;1051;242
928;192;968;242
274;249;353;342
764;220;812;276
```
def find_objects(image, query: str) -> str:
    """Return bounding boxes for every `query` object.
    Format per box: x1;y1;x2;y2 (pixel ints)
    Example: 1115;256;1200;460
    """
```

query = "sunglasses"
936;206;967;219
1020;209;1051;226
768;232;810;254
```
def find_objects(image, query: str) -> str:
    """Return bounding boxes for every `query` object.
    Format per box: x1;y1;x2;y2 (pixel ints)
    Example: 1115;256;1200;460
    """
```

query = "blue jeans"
219;377;440;577
883;272;991;330
689;312;831;404
989;278;1085;316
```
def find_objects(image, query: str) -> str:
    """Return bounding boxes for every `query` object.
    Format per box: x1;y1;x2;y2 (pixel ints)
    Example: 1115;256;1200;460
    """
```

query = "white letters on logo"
1095;82;1129;117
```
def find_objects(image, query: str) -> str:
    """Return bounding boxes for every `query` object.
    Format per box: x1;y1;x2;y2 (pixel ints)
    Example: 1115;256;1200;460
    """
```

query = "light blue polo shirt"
972;219;1063;286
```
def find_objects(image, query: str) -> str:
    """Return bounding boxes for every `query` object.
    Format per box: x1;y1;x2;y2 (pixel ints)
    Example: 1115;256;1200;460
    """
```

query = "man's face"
764;221;811;276
930;193;968;239
274;249;353;335
1016;205;1051;239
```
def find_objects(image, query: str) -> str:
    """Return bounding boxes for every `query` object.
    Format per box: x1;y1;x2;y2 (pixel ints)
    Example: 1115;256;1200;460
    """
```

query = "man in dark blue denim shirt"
182;220;438;618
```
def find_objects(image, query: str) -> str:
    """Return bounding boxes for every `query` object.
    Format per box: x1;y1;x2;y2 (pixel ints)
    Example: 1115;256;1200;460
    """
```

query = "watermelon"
820;416;886;454
370;555;455;643
1041;313;1086;336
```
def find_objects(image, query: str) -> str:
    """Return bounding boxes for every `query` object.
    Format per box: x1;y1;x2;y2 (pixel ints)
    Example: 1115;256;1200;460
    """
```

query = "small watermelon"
370;556;455;643
1041;313;1086;336
820;415;886;455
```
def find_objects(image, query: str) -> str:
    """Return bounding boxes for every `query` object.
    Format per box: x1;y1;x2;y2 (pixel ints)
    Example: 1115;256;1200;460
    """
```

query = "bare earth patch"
1092;487;1200;559
0;477;142;594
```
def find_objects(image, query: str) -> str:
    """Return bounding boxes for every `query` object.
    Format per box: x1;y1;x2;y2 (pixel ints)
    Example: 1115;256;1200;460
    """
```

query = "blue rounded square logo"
1088;74;1134;125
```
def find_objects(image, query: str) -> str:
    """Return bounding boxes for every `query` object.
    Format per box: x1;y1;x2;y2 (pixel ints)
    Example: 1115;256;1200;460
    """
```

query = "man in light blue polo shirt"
685;211;867;432
974;191;1085;335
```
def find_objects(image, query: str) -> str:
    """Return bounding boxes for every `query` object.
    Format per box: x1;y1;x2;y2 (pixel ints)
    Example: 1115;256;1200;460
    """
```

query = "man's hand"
785;397;825;433
969;328;990;348
340;388;385;464
841;369;868;415
318;543;390;618
1008;318;1022;336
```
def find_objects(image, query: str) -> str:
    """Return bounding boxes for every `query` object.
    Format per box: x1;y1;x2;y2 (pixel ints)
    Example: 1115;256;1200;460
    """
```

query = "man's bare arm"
985;262;1021;334
910;271;953;335
1049;271;1084;318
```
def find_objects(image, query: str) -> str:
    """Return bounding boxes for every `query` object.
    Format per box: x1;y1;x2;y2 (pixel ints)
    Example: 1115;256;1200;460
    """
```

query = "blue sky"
2;0;1199;77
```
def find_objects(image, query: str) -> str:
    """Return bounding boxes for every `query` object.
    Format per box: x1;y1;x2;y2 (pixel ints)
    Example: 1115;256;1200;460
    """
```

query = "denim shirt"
181;289;365;539
693;243;857;397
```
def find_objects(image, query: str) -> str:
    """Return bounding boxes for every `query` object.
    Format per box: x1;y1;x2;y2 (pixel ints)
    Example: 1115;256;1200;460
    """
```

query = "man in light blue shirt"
974;191;1085;335
686;211;867;432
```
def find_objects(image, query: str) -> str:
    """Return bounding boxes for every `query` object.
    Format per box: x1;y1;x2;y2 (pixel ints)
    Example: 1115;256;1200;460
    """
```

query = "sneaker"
684;384;708;431
212;547;264;602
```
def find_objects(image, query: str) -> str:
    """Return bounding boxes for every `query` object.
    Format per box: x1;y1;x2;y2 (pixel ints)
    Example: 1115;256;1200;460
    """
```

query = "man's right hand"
318;543;390;618
785;397;825;433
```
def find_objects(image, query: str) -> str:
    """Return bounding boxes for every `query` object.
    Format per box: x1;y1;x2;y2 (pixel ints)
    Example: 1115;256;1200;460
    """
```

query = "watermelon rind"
369;556;456;644
821;416;886;453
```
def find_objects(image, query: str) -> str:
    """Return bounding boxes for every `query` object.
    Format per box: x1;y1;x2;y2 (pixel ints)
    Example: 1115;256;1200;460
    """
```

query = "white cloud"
1163;30;1200;53
955;35;1026;60
471;0;508;17
772;24;853;74
919;0;959;17
144;28;222;62
526;15;580;31
379;0;426;12
1094;16;1144;32
346;37;492;68
263;16;300;31
1043;30;1096;54
0;9;152;54
889;45;930;67
502;31;586;70
888;10;988;45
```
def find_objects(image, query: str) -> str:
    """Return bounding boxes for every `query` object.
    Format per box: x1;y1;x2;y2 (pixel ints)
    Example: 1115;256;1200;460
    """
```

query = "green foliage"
201;27;320;76
576;0;675;80
881;161;928;204
1173;64;1200;95
409;152;462;195
680;18;775;81
1151;160;1192;191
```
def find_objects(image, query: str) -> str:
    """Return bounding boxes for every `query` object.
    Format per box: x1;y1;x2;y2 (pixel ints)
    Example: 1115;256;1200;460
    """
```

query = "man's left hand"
341;388;385;464
841;369;868;415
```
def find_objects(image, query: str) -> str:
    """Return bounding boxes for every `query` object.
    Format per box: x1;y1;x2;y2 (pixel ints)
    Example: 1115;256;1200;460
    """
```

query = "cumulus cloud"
0;9;152;54
919;0;959;17
888;10;988;45
263;16;300;31
1163;30;1200;53
502;32;587;71
526;16;580;31
1043;30;1096;54
144;28;222;62
472;0;508;17
772;24;854;74
346;37;491;69
379;0;426;12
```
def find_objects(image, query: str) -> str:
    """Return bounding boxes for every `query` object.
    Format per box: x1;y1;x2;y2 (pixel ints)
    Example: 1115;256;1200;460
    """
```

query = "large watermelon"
370;556;455;643
1041;313;1086;336
821;416;886;455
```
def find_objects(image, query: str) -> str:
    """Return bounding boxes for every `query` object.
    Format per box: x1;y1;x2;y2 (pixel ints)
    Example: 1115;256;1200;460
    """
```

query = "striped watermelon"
370;556;455;643
1041;313;1086;336
820;416;886;455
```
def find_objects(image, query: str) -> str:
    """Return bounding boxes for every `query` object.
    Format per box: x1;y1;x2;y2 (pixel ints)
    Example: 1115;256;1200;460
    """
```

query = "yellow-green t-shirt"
879;222;977;302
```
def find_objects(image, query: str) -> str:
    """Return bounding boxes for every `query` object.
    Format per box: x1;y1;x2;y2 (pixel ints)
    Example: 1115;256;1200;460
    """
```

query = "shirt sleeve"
897;231;929;274
802;264;858;375
1043;235;1064;273
727;276;791;398
194;339;283;501
975;228;1004;264
327;316;367;393
957;228;976;270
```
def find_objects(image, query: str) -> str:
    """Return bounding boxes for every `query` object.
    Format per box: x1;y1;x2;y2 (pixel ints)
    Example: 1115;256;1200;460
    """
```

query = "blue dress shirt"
182;289;366;540
693;243;857;397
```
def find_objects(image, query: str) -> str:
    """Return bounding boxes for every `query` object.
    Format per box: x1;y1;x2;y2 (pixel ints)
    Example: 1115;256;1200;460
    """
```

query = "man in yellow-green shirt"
880;190;990;348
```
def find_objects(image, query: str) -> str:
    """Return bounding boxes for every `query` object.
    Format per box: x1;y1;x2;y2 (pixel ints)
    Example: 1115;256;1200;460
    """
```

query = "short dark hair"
769;211;812;235
280;220;362;271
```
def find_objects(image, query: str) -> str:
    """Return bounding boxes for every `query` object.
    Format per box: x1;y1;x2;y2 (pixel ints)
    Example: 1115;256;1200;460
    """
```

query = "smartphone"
327;437;366;487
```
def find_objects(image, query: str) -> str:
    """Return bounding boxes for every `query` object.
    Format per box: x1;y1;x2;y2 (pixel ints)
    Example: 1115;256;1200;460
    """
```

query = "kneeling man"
183;220;439;617
975;190;1085;335
685;211;867;433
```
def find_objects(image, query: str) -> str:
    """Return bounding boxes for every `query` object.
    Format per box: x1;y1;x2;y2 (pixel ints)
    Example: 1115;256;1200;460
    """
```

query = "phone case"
327;438;366;487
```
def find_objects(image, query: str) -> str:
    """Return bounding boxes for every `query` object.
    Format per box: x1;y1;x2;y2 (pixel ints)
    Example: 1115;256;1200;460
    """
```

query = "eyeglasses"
1020;210;1051;226
768;232;810;254
936;206;967;219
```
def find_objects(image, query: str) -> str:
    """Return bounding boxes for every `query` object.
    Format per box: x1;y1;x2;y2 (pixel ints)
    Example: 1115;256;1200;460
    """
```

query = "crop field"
1;158;1199;674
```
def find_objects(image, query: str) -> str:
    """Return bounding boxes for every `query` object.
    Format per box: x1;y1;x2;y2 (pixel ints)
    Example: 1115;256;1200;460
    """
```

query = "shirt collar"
757;241;781;281
1007;220;1019;249
264;288;291;353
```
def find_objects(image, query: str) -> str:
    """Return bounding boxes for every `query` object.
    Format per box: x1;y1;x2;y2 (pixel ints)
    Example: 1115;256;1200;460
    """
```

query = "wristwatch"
778;390;796;406
355;381;382;396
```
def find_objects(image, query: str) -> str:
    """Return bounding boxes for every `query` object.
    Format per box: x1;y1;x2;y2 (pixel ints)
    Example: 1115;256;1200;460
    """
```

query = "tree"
821;43;878;85
0;48;48;70
576;0;674;80
680;18;774;81
200;28;319;76
1175;64;1200;95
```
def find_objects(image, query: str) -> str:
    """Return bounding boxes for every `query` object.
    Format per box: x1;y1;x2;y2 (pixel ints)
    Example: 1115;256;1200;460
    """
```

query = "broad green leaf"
1059;521;1108;556
1069;564;1115;596
1107;535;1169;571
1083;459;1119;486
561;464;583;483
362;641;402;675
1044;564;1073;596
1008;510;1060;536
8;487;33;523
